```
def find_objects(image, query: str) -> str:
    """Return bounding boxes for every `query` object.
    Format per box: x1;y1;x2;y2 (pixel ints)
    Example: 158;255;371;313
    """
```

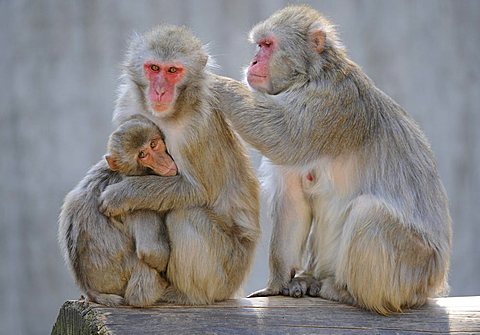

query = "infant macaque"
58;115;177;307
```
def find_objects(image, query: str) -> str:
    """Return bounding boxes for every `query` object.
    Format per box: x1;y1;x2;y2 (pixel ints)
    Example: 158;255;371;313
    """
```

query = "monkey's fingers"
99;195;124;218
247;287;281;298
109;216;126;229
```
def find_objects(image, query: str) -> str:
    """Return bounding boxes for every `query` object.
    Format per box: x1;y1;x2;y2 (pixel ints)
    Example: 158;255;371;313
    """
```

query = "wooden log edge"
51;300;110;335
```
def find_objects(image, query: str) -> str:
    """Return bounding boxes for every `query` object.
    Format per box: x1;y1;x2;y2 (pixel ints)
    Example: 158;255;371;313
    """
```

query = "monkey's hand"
99;182;133;218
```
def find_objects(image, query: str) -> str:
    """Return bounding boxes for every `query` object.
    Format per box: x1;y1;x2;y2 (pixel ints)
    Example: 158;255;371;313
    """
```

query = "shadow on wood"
51;296;480;334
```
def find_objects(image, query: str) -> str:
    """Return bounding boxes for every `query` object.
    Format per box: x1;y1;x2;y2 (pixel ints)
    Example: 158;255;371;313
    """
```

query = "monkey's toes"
288;279;307;298
307;281;322;297
98;199;122;218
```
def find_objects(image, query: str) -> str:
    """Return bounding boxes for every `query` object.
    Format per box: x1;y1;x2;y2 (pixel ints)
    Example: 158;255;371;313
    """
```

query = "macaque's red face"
144;61;185;113
137;136;177;176
247;36;276;93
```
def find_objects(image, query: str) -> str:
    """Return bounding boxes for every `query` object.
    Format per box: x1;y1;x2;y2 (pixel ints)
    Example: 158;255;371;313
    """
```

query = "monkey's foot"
87;292;125;307
281;276;322;298
247;287;282;297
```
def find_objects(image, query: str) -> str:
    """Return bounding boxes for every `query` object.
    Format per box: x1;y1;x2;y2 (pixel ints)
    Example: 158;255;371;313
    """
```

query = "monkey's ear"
309;29;326;54
105;155;120;171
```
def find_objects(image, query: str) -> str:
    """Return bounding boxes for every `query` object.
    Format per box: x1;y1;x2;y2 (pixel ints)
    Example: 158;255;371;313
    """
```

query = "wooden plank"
51;296;480;335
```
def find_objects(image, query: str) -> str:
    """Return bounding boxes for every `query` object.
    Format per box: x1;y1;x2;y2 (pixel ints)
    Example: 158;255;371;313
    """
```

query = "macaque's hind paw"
307;280;322;297
247;287;281;297
287;277;308;298
88;293;125;306
282;276;322;298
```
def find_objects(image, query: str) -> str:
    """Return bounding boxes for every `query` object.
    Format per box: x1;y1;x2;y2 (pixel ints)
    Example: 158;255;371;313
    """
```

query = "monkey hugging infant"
59;5;452;315
59;25;260;307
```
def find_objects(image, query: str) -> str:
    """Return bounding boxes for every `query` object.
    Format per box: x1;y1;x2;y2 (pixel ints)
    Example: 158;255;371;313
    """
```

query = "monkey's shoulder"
66;160;124;203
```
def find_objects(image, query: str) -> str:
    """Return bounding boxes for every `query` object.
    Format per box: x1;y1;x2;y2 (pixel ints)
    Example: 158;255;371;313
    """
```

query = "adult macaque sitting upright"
212;5;452;314
99;25;260;305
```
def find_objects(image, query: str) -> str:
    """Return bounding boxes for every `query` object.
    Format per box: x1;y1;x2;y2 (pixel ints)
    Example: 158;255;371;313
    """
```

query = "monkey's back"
358;83;451;239
58;160;134;295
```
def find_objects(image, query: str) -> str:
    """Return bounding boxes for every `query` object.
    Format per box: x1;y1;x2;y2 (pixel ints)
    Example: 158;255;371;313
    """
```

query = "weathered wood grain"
51;296;480;335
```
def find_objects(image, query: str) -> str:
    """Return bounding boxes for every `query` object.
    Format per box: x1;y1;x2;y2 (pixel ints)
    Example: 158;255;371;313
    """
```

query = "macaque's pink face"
137;136;178;176
144;61;185;113
247;36;276;93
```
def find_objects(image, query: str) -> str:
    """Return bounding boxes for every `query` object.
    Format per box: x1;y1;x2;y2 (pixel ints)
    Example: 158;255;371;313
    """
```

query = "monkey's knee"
136;245;169;273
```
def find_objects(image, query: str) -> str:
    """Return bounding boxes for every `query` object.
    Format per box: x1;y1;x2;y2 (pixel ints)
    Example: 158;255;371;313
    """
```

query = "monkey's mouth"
248;73;267;80
248;73;266;78
151;102;172;112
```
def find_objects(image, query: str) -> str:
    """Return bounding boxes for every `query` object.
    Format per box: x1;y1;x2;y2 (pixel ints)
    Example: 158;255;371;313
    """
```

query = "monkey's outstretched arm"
212;75;319;166
99;175;208;217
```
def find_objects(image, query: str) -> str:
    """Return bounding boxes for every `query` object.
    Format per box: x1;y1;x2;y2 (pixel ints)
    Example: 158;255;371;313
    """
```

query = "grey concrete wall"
1;1;479;334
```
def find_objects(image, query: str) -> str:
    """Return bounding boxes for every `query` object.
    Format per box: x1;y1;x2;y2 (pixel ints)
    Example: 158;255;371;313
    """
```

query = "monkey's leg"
124;259;168;307
249;164;312;297
162;208;243;305
127;210;170;273
282;223;322;298
328;195;444;314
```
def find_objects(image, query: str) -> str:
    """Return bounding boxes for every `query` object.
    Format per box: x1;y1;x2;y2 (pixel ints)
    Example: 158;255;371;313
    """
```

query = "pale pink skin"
246;36;276;92
137;136;177;177
143;61;185;113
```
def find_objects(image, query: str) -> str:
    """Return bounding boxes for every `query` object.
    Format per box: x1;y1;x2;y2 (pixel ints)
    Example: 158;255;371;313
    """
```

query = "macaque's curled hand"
99;180;133;218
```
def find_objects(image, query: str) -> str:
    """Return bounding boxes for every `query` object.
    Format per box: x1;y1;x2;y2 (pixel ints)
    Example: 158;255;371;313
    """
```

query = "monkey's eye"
138;151;146;159
150;139;158;149
258;40;272;48
150;64;160;72
167;67;177;73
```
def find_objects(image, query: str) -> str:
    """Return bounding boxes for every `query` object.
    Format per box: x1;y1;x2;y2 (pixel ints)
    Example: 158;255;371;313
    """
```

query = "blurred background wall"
1;1;479;334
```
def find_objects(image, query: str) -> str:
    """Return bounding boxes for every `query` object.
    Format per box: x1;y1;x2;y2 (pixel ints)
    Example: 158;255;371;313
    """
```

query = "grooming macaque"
58;116;177;307
212;5;451;314
99;25;260;304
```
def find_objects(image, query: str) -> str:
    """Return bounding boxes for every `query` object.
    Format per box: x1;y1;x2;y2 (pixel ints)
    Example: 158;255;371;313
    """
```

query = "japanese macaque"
212;5;452;314
99;25;260;304
58;116;177;307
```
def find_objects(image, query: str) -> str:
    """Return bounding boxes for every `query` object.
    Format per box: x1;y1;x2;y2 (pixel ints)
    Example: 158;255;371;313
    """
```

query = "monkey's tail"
86;290;125;307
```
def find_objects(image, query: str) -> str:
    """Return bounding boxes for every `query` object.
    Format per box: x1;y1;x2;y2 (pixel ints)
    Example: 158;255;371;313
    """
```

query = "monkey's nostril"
252;60;258;66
